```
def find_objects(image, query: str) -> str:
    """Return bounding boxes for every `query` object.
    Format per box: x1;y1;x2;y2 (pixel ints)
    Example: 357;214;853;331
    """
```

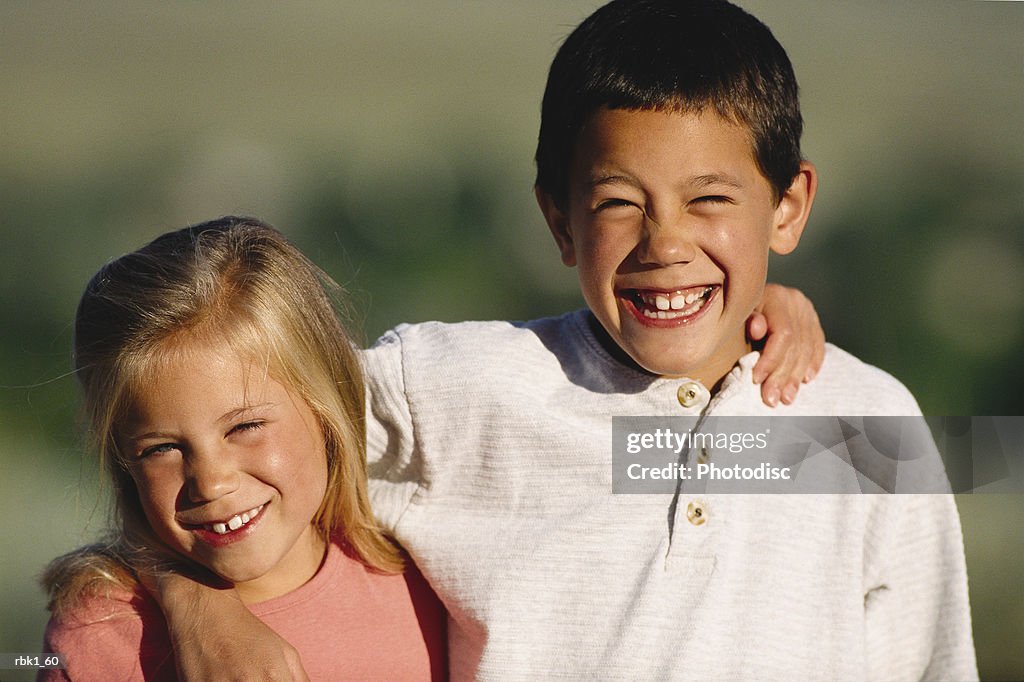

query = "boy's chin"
627;352;705;380
586;310;747;383
619;339;746;387
587;312;708;378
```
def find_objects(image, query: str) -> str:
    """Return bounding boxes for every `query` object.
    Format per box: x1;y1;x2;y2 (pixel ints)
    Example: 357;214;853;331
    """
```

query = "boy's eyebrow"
583;172;745;192
690;173;745;190
584;172;641;191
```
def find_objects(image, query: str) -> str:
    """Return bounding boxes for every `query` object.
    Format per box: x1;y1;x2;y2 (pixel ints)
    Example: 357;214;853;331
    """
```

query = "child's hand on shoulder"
153;572;310;682
748;283;825;407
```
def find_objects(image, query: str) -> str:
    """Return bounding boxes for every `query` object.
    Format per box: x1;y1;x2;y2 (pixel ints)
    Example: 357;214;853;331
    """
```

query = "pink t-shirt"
40;541;446;681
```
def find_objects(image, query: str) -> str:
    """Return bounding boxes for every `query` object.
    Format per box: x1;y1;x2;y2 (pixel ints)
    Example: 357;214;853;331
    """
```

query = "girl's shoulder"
42;586;175;681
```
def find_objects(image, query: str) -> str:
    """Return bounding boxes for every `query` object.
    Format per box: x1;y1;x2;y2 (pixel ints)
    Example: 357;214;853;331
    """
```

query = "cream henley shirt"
365;310;976;681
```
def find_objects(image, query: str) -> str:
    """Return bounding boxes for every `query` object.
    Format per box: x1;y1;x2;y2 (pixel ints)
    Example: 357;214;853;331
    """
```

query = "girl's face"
118;344;329;604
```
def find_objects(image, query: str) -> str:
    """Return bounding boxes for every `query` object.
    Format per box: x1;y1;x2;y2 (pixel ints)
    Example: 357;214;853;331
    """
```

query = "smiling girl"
39;217;445;680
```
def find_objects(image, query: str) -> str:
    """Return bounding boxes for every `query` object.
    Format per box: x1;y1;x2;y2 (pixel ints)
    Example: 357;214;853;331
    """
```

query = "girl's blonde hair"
42;216;401;616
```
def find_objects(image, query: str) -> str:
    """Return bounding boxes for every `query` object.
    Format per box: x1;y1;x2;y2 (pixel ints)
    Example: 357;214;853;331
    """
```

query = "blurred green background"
1;1;1021;679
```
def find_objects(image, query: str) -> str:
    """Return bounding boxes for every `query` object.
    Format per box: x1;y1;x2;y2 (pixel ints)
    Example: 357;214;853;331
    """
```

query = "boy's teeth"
637;287;713;320
206;505;264;535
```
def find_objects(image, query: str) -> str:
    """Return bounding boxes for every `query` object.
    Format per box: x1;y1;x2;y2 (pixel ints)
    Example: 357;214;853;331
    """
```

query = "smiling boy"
538;107;814;387
360;0;975;678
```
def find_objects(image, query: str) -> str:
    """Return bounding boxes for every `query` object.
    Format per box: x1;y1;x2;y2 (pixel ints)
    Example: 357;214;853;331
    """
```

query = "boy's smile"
539;107;815;388
621;284;718;324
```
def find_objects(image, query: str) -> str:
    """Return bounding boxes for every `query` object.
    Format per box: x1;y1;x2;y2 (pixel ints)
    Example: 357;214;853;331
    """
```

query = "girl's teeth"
656;295;670;310
670;294;685;310
206;505;264;535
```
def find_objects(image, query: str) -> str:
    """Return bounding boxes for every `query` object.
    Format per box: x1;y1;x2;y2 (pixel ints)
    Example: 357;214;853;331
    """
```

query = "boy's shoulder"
367;311;592;374
378;311;583;349
790;343;923;416
362;311;615;410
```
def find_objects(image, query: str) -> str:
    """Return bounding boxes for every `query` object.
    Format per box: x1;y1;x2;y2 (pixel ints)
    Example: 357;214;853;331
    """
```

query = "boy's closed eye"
593;198;641;213
592;193;735;214
691;195;735;205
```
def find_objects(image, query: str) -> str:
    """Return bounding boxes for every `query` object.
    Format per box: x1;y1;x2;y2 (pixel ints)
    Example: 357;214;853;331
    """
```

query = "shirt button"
677;381;702;408
686;500;708;526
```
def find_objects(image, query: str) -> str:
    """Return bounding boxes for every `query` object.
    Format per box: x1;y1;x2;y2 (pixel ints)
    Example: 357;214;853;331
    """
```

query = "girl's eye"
230;421;265;436
140;443;179;458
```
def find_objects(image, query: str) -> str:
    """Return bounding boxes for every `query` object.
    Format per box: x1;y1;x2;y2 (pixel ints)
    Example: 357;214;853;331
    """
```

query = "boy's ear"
769;161;817;255
535;185;577;267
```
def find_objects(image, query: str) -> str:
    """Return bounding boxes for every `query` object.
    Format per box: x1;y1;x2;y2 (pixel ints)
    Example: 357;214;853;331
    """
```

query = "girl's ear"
769;161;817;255
535;186;577;267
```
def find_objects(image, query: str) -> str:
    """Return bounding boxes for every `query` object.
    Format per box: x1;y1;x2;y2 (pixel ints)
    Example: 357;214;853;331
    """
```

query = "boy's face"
538;108;815;386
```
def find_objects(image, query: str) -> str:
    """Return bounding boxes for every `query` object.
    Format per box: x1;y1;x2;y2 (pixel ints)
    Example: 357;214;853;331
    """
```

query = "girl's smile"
183;502;268;547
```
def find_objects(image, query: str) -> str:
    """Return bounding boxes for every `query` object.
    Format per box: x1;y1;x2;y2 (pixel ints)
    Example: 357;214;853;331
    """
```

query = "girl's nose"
185;450;240;503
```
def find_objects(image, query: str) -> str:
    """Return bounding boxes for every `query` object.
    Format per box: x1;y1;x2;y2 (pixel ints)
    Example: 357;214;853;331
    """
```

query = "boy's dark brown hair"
535;0;803;207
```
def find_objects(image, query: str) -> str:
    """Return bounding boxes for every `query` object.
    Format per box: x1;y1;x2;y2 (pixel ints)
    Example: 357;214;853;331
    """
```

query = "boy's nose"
635;214;697;266
185;450;240;502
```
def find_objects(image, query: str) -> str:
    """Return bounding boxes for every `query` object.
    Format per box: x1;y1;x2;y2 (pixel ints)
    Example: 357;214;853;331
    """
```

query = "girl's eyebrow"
217;402;276;424
126;429;175;443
